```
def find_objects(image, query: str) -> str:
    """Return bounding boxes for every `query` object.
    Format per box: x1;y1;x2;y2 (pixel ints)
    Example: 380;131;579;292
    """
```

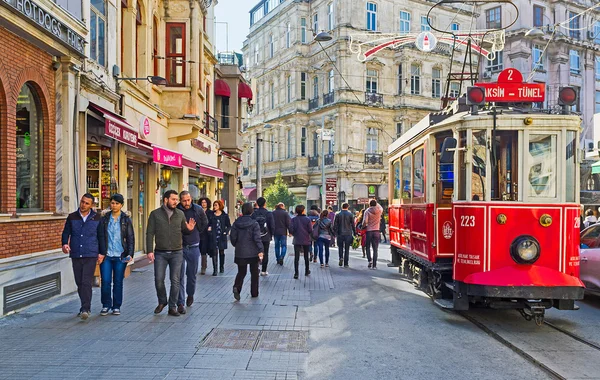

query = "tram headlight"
510;235;541;264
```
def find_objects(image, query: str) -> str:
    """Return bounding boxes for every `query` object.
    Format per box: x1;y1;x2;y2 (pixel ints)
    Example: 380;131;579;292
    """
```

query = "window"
366;127;378;153
328;69;334;93
569;11;580;39
267;0;278;13
221;97;230;129
287;76;292;102
565;131;576;203
396;122;403;138
313;13;319;34
400;11;410;33
166;23;186;86
256;90;260;114
287;129;292;158
486;7;501;29
449;82;460;98
432;68;441;98
487;52;503;72
313;132;319;156
596;91;600;114
410;64;420;95
90;0;106;66
16;83;43;211
366;69;378;93
301;127;307;157
401;155;411;200
527;134;557;198
269;34;274;58
594;21;600;44
135;1;143;78
366;2;377;31
153;17;159;76
393;160;401;200
286;23;291;48
532;44;544;71
270;134;275;162
254;44;259;64
300;72;306;100
451;22;459;31
55;0;82;19
398;64;403;94
251;6;264;26
533;5;544;27
596;57;600;81
328;3;334;31
570;50;580;75
270;83;275;109
413;148;424;202
313;76;319;99
301;18;307;43
472;130;487;201
421;16;431;31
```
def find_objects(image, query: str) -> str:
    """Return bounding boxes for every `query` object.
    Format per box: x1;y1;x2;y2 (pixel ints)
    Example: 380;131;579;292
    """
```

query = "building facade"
240;0;474;210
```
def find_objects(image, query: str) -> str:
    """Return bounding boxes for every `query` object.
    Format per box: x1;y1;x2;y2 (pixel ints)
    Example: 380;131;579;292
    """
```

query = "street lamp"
318;117;333;210
314;31;333;42
115;75;168;86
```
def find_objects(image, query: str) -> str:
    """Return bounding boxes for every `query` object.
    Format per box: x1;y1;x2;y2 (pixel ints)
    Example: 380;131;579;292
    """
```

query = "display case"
86;146;112;210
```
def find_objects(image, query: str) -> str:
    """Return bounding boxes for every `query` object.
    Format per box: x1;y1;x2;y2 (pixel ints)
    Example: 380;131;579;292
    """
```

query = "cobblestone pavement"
0;243;552;380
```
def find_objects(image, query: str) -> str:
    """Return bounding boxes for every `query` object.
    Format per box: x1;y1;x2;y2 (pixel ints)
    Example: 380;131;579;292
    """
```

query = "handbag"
311;222;320;240
352;235;361;249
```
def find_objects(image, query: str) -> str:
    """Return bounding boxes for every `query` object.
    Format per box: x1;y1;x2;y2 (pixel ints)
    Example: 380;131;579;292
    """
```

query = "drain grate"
201;329;261;350
256;331;308;353
201;329;308;352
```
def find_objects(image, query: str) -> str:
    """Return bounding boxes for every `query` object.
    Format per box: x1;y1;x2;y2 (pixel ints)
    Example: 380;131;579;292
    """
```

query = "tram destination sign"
475;68;545;103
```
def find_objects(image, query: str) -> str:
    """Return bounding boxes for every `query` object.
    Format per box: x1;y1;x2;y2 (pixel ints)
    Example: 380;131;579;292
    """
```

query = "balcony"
308;155;319;168
323;91;334;105
365;92;383;105
218;52;240;66
308;97;319;110
325;153;334;166
364;153;384;166
204;112;219;141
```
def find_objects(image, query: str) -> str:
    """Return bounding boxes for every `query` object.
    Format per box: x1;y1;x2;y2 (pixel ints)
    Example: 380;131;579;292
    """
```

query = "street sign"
326;178;337;192
474;68;545;103
318;129;334;141
357;198;370;205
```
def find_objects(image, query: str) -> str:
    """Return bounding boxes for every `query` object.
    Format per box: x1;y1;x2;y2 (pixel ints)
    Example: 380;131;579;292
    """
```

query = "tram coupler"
520;303;546;325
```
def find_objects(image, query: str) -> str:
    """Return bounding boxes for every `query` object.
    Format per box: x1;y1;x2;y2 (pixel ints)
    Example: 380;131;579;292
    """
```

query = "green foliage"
236;189;247;204
263;172;296;210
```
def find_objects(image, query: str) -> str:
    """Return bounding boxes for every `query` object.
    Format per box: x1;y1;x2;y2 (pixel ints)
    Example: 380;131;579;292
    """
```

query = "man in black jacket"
251;197;274;276
272;202;291;265
333;203;356;268
176;191;208;314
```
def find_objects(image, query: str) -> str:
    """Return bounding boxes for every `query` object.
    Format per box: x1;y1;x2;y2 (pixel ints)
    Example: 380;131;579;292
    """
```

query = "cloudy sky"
214;0;253;53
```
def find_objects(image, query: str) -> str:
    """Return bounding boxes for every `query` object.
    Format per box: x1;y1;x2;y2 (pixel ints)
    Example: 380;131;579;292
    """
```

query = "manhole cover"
201;329;261;350
255;331;308;353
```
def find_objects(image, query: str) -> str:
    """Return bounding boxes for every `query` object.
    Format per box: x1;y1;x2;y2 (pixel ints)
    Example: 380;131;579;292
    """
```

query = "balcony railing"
217;52;240;66
204;112;219;141
323;91;334;105
365;92;383;105
308;155;319;168
308;97;319;110
364;152;384;165
325;153;334;165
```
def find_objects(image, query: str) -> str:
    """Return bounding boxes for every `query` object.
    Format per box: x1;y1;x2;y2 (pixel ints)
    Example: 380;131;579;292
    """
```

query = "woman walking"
355;209;367;258
208;200;231;275
316;210;334;268
198;197;213;274
230;203;264;300
289;205;312;279
99;194;134;316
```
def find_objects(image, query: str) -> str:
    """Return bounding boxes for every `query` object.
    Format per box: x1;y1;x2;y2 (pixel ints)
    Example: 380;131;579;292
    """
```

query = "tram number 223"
460;215;476;227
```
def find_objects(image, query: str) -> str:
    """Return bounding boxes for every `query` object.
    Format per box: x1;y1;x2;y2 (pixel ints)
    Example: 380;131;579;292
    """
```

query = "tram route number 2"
460;215;475;227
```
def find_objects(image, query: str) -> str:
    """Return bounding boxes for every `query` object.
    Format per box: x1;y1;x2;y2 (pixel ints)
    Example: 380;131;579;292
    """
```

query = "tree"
263;171;296;210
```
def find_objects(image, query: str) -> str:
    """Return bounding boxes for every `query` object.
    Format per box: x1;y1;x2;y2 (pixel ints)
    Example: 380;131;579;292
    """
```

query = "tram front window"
528;134;557;198
472;130;486;201
491;131;518;201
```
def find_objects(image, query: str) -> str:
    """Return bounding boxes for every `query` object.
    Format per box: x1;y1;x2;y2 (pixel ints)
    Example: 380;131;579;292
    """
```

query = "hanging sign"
153;147;183;168
139;117;150;139
105;117;138;148
474;68;545;102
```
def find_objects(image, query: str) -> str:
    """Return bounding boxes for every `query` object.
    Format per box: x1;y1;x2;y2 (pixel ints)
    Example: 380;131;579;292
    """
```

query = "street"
2;243;599;379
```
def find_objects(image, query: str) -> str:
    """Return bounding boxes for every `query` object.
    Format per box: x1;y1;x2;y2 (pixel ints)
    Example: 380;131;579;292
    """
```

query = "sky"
214;0;254;53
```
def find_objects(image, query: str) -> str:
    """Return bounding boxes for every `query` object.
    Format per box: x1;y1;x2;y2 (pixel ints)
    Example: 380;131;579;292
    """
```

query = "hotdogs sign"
2;0;85;55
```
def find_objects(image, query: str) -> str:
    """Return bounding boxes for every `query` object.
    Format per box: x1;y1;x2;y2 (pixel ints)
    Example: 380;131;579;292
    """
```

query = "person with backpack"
251;197;274;276
362;199;384;269
333;203;356;268
230;203;265;300
289;205;312;279
314;210;335;267
308;205;320;262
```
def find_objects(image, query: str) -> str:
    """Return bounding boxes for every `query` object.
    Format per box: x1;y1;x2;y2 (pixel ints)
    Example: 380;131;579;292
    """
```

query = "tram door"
491;131;518;201
435;132;456;256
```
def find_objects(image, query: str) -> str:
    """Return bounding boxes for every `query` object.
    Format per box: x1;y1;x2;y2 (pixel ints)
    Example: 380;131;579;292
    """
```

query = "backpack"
311;222;320;240
255;213;269;237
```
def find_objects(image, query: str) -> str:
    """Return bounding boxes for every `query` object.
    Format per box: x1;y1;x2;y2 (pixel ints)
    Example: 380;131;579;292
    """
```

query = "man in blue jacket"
251;197;274;276
61;193;105;320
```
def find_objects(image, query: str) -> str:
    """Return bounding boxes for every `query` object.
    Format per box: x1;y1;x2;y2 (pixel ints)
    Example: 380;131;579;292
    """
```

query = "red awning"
215;79;231;97
242;187;257;201
199;164;224;179
238;82;253;100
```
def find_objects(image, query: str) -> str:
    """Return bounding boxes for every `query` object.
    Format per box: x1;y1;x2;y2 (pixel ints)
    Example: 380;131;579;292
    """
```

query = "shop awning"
592;161;600;174
238;82;253;100
198;164;224;179
243;187;257;201
215;79;231;97
353;184;368;199
88;102;139;148
307;185;320;201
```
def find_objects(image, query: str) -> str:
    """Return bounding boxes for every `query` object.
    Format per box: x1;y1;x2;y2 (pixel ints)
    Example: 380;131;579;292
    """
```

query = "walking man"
61;193;104;320
272;202;291;265
147;190;196;316
251;197;274;276
333;203;356;268
362;199;383;269
176;191;208;314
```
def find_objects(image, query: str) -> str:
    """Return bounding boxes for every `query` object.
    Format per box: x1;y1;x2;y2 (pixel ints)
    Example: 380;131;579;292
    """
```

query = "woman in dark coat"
208;199;231;276
289;205;312;279
197;197;213;274
230;202;264;300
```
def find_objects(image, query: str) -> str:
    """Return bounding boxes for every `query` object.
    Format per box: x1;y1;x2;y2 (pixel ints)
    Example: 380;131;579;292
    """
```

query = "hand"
207;226;212;231
258;252;264;261
186;218;197;231
97;254;105;265
147;252;155;263
62;244;71;254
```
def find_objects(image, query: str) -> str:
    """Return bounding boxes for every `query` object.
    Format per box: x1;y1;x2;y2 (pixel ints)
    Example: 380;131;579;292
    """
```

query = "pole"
321;115;326;210
256;133;262;198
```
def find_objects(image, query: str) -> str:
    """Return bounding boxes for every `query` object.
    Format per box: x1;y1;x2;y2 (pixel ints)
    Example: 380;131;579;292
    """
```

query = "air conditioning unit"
482;71;492;79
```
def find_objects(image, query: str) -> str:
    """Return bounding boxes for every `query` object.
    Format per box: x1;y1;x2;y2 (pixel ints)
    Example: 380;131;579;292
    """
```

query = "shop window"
90;0;107;66
16;83;43;211
166;23;186;86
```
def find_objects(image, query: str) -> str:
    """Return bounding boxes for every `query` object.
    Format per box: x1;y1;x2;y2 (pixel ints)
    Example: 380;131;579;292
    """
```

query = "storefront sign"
104;118;138;148
153;146;182;168
368;185;377;198
139;117;150;139
2;0;85;55
191;139;212;153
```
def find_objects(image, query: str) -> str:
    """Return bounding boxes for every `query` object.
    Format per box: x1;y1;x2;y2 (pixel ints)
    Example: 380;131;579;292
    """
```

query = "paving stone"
201;328;261;350
256;331;309;353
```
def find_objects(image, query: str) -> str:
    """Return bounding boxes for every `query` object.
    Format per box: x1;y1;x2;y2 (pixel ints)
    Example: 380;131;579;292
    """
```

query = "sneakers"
233;287;241;301
320;264;325;268
368;261;372;269
261;271;268;276
339;259;343;267
325;263;329;268
100;307;110;316
79;311;89;320
112;309;121;315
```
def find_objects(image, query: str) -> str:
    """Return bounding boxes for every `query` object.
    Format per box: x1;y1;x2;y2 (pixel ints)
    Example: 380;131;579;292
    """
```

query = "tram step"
433;298;454;309
444;281;455;291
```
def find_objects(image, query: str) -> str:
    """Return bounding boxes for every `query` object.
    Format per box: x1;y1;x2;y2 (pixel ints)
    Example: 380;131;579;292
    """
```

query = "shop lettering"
105;120;138;148
191;139;211;153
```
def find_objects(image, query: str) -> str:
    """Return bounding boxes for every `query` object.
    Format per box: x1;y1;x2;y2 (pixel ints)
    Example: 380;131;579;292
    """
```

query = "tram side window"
436;133;454;203
393;160;402;202
528;134;557;198
458;131;467;200
413;148;425;203
491;131;518;201
565;131;576;202
402;155;412;201
472;130;487;201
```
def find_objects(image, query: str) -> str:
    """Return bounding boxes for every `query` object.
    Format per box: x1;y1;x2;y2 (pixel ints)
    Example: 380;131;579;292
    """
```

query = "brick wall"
0;219;64;259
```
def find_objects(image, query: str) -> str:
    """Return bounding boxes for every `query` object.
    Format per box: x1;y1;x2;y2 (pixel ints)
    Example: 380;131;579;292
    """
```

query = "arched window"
16;83;43;211
91;0;107;65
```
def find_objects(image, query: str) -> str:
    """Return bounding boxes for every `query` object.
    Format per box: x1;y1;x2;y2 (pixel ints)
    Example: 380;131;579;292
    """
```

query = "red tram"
387;68;584;323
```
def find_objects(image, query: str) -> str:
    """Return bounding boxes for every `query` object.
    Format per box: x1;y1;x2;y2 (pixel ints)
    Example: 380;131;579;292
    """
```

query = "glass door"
127;162;146;252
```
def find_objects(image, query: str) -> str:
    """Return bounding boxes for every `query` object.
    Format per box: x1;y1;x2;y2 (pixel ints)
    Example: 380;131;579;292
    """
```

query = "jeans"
234;261;260;297
365;231;381;266
261;241;270;273
294;245;310;275
100;256;127;309
72;257;97;312
154;250;183;308
274;235;287;261
178;245;200;305
316;237;330;264
337;235;353;266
